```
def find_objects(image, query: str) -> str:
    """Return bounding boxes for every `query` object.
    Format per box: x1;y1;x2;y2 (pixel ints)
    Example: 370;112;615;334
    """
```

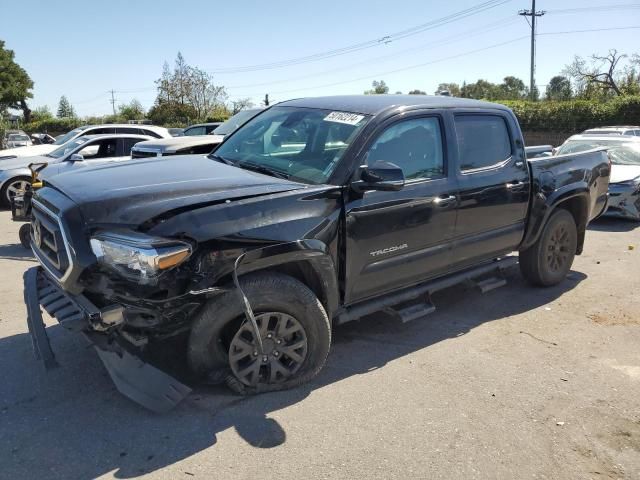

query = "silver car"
556;135;640;220
0;134;151;207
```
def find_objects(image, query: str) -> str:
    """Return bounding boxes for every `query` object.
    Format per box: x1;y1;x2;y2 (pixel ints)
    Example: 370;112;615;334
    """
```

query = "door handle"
506;181;526;191
434;195;456;207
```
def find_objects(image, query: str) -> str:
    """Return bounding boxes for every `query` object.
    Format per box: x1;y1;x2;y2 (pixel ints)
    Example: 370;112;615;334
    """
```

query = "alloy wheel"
228;312;308;387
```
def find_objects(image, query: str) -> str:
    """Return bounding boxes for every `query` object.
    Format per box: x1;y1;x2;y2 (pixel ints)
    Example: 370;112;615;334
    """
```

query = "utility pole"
519;0;545;101
109;89;117;115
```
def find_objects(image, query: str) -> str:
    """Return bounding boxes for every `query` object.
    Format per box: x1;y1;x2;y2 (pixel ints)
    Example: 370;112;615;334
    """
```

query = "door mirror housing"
69;153;84;162
352;161;405;192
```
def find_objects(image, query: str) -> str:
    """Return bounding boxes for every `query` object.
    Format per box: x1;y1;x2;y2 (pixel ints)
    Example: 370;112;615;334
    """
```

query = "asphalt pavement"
0;209;638;479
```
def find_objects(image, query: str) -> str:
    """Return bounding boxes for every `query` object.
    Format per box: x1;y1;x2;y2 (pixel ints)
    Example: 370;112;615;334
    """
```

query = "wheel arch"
521;187;590;255
235;239;340;319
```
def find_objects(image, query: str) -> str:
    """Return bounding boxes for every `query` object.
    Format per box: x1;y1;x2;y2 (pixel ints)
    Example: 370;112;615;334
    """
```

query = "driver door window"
77;139;117;160
367;117;444;181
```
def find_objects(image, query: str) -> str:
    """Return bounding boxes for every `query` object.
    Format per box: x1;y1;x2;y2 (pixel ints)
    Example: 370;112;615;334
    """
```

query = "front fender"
236;239;339;318
0;167;32;190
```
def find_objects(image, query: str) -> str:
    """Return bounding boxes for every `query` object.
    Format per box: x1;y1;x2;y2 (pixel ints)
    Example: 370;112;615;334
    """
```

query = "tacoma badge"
370;244;408;257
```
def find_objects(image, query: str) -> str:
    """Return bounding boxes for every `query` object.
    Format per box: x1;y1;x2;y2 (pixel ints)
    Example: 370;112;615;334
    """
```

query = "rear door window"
87;127;116;135
454;115;512;171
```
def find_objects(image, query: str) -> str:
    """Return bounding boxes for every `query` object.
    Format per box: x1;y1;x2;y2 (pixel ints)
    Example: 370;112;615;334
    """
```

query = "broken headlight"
90;231;192;284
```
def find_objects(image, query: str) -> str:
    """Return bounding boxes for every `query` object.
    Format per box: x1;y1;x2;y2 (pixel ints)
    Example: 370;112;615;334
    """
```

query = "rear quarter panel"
521;148;610;251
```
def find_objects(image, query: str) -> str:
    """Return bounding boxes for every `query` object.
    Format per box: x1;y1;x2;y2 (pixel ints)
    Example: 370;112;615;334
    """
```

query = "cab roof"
277;95;510;116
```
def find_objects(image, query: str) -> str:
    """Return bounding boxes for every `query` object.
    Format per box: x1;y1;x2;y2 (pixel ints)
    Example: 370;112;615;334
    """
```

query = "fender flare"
235;239;340;318
520;184;590;252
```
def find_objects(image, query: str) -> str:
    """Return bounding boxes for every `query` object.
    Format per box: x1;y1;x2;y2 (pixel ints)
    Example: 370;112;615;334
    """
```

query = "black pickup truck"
23;95;610;412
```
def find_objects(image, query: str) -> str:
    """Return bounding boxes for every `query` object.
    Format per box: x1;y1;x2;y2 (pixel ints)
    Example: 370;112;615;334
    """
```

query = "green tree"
435;83;461;97
31;105;54;122
364;80;389;95
0;40;34;122
118;99;145;120
460;79;499;99
408;89;426;95
497;76;527;100
56;95;76;118
545;76;573;101
153;53;228;122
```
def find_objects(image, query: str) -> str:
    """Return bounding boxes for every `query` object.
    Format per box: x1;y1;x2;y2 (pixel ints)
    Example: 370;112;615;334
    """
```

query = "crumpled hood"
610;164;640;184
0;144;57;158
44;154;306;225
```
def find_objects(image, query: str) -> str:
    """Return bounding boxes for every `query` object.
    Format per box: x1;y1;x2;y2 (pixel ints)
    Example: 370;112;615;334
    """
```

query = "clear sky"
1;0;638;116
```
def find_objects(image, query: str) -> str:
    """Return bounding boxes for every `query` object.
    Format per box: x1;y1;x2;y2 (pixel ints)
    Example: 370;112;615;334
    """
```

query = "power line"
547;4;640;14
234;25;640;98
208;0;512;74
228;16;520;90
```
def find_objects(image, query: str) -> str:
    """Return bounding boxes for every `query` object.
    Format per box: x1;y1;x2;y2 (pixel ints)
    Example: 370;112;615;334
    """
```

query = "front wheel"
188;272;331;394
519;209;578;287
0;176;31;208
19;223;31;249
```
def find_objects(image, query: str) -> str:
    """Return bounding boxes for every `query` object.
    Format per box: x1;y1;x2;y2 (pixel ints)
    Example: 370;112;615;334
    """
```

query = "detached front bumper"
23;266;191;412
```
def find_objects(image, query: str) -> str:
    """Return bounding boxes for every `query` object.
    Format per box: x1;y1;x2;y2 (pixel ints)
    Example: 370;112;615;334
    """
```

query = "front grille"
31;203;70;277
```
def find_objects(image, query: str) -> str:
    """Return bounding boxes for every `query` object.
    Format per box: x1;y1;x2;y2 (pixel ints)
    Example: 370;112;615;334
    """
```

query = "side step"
337;256;517;325
385;301;436;323
472;276;507;294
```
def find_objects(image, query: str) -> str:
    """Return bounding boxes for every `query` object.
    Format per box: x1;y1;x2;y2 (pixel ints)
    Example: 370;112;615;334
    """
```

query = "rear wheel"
188;272;331;394
520;209;577;286
1;176;31;208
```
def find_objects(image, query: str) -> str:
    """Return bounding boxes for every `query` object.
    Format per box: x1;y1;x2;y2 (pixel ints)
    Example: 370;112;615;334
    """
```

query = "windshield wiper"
235;161;290;179
208;153;235;166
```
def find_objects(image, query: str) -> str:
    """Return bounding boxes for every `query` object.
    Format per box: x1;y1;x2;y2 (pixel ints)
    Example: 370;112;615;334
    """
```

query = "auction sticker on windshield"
324;111;365;125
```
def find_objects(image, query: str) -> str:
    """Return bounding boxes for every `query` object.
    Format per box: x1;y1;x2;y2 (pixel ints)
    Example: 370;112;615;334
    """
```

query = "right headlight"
90;231;192;284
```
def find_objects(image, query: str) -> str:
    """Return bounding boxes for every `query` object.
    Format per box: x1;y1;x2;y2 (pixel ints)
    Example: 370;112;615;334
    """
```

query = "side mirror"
69;153;84;162
352;161;405;192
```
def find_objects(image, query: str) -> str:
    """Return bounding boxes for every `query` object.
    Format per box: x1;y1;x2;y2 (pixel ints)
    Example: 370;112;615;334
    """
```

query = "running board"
337;256;517;325
472;276;507;294
384;301;436;323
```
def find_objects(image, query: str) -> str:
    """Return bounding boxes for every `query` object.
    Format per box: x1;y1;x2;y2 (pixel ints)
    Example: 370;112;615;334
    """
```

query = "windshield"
608;144;640;166
48;136;89;158
53;127;87;145
213;109;261;136
556;139;632;155
212;106;369;184
8;134;29;141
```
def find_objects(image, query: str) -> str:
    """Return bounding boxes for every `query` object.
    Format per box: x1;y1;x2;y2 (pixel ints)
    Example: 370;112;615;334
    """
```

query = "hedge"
500;96;640;133
21;118;82;136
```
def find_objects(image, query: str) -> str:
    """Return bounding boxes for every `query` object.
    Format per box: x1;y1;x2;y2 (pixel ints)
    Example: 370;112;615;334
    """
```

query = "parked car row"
17;94;611;412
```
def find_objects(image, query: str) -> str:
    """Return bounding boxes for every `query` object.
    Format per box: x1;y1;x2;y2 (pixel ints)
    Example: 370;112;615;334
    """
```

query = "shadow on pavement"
588;217;640;232
0;243;34;261
0;267;586;479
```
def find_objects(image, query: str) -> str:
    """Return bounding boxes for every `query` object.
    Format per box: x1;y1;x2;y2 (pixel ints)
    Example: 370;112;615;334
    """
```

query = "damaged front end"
605;180;640;220
23;266;219;412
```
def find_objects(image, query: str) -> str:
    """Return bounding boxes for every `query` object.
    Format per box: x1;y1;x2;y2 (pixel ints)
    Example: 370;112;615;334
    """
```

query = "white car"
0;133;152;206
555;134;640;220
0;124;171;160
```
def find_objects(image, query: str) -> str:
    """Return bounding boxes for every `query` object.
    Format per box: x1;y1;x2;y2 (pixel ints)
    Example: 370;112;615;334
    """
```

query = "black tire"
19;223;31;249
0;176;31;208
188;272;331;395
520;208;577;287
